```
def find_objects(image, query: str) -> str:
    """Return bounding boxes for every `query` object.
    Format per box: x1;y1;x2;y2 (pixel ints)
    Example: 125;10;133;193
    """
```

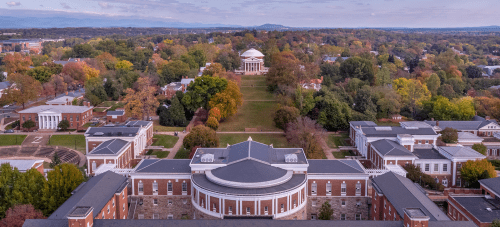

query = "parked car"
148;117;153;121
4;129;14;133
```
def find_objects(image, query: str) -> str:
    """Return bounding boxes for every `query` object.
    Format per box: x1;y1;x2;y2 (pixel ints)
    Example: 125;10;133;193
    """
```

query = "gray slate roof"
307;160;365;174
371;139;416;157
0;81;11;90
134;159;191;174
424;119;497;131
48;171;127;219
479;177;500;196
0;159;43;171
457;132;483;141
451;196;500;223
107;110;125;116
88;139;130;155
86;127;140;137
192;173;306;195
350;121;377;127
125;121;151;127
372;172;449;221
413;148;447;160
438;146;485;159
18;105;92;114
191;141;307;165
361;126;437;137
211;159;287;183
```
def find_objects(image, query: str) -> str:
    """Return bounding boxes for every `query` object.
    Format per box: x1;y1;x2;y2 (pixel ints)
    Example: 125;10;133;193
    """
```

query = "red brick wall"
480;185;497;199
107;115;127;123
403;214;428;227
224;199;236;215
308;179;366;197
96;196;117;219
133;178;191;196
447;197;476;224
87;141;103;153
209;196;220;213
88;159;105;175
260;199;272;215
115;187;128;219
242;201;255;215
278;196;288;213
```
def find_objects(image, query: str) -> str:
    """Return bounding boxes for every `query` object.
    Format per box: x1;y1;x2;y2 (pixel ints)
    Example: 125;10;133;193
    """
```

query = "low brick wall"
444;188;482;196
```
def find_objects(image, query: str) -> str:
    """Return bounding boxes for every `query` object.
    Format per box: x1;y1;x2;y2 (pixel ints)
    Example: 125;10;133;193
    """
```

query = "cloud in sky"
0;0;499;27
6;1;21;7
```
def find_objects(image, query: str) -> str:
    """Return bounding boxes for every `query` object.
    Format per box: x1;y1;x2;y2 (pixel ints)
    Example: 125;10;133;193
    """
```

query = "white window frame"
153;198;158;205
246;207;250;215
341;214;346;220
138;181;143;195
311;181;317;195
153;181;158;195
326;181;332;195
355;181;361;196
425;163;430;172
167;181;173;195
443;164;448;172
355;214;361;220
182;181;187;195
434;163;439;172
341;181;347;196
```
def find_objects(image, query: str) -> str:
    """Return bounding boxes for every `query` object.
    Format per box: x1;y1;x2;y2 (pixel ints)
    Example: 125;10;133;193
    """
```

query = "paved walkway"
320;134;335;160
164;132;186;159
22;134;50;146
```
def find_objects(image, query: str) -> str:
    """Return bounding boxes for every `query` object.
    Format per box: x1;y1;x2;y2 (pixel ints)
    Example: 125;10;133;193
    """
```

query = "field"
146;150;169;159
93;108;107;113
47;135;86;153
326;133;349;148
151;135;179;148
152;120;185;132
218;133;290;148
0;135;27;146
240;86;275;100
174;147;190;159
332;151;355;159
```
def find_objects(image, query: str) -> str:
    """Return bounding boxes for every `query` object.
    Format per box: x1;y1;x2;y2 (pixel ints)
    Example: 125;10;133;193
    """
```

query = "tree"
426;74;441;96
182;76;228;111
61;62;85;85
491;220;500;227
4;74;42;109
455;97;475;120
393;78;431;117
188;49;207;68
316;90;352;131
439;127;458;144
294;87;315;115
377;90;402;118
27;66;54;83
2;53;32;74
215;49;241;71
205;116;219;130
167;60;190;79
266;51;302;89
115;60;134;71
460;159;497;188
183;125;219;152
286;117;325;159
0;204;45;227
339;57;375;82
375;66;391;86
353;87;376;114
84;77;107;106
404;164;444;191
471;143;487;155
50;153;62;168
203;63;225;77
41;163;85;216
158;97;187;127
123;77;159;119
208;80;243;120
73;44;94;58
82;64;100;81
466;65;483;79
57;120;70;131
22;120;36;131
274;106;300;130
431;96;458;120
318;201;334;220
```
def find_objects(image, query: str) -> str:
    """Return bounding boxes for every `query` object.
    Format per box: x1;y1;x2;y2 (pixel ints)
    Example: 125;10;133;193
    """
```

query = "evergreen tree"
49;153;62;168
318;201;334;220
159;96;187;127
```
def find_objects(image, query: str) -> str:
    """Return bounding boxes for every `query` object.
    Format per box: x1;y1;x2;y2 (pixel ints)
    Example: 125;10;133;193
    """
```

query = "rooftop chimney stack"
486;116;490;120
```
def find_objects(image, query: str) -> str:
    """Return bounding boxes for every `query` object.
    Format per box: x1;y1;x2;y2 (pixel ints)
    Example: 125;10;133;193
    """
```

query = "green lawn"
218;133;290;148
0;135;27;146
146;150;170;159
326;133;349;148
375;121;401;126
152;120;185;132
218;101;279;131
152;135;179;148
332;151;355;159
108;102;125;111
174;147;191;159
93;108;107;113
240;86;275;100
97;101;116;107
47;135;86;153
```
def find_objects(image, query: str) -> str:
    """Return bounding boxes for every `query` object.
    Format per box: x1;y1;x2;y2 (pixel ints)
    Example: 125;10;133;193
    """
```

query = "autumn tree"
286;117;325;159
183;125;219;152
203;63;225;77
205;116;219;130
471;143;487;155
115;60;134;71
4;74;42;109
266;51;302;90
182;75;228;111
460;159;497;188
61;62;85;85
123;77;159;119
208;80;243;120
491;220;500;227
0;204;45;227
95;52;118;70
82;63;100;81
47;74;68;98
393;78;431;117
318;201;334;220
2;53;32;75
274;106;300;130
439;127;458;144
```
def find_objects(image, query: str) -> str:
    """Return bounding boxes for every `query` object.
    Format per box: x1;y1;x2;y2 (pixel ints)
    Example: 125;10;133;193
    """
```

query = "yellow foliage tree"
82;64;100;81
208;80;243;120
206;116;219;130
460;159;497;188
393;78;431;116
123;77;159;119
115;60;134;71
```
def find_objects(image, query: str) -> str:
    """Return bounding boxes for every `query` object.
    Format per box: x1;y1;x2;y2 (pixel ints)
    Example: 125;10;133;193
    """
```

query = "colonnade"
244;62;261;72
38;114;61;129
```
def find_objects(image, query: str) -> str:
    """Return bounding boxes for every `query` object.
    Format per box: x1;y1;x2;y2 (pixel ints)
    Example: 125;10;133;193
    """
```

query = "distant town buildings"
0;39;43;53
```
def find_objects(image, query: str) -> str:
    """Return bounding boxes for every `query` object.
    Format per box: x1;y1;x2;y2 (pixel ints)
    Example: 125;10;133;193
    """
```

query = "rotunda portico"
236;48;268;75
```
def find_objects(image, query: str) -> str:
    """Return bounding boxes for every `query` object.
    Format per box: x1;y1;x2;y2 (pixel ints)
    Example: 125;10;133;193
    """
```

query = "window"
112;199;115;207
182;181;187;194
153;213;159;219
394;213;396;221
76;115;79;121
64;116;67;121
264;206;268;214
356;181;361;196
70;115;73;121
168;200;173;205
326;182;332;195
340;214;346;220
153;181;158;194
389;207;391;214
281;204;284;212
425;140;429;144
182;199;188;204
456;178;461;187
213;203;217;212
122;193;124;199
153;199;158;205
443;164;448;172
102;212;104;219
123;204;125;211
341;181;346;196
167;181;173;194
228;206;233;214
341;200;346;206
293;199;297;208
442;178;448;186
374;204;376;213
113;213;115;219
384;200;386;208
355;214;361;220
92;161;96;171
107;205;110;213
425;164;430;172
312;200;317;206
311;182;317;195
138;214;144;219
22;117;25;121
246;207;250;215
138;181;143;194
434;164;439;172
457;163;462;169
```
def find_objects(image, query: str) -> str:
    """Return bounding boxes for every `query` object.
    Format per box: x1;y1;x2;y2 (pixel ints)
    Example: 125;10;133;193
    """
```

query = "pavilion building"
236;48;268;75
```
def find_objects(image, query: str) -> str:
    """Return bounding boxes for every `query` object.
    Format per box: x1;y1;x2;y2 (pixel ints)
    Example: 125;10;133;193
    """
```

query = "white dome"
241;48;264;57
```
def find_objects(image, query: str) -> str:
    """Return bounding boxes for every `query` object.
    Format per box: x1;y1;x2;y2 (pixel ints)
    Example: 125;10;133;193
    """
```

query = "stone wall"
275;203;307;220
307;197;369;220
132;195;193;220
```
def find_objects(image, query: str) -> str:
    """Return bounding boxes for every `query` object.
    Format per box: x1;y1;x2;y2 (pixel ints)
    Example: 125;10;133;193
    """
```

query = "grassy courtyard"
218;133;290;148
174;147;191;159
152;120;185;132
326;133;349;148
0;135;27;146
151;135;179;149
240;86;275;100
146;150;170;159
332;150;355;159
47;135;86;153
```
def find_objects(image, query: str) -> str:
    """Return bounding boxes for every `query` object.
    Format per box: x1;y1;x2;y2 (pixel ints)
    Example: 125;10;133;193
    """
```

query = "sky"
0;0;499;28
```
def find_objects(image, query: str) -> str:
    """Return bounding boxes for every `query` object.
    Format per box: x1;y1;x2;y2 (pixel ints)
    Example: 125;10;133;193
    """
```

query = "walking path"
160;132;186;159
319;135;335;160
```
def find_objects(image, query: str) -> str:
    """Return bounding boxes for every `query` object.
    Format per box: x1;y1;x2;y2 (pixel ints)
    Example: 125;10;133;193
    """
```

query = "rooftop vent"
248;136;253;141
94;132;104;136
486;207;492;212
285;154;298;163
201;154;214;163
375;127;392;131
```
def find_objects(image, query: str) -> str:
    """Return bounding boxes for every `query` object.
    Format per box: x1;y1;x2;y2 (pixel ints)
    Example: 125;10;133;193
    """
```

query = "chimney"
436;121;439;126
431;118;434;121
403;208;430;227
87;102;90;107
65;91;68;95
67;206;93;227
486;116;490;120
320;76;323;83
181;84;186;92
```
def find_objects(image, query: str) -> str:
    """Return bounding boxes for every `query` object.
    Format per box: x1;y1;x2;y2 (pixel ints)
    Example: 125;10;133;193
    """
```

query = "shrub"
439;127;458;144
404;164;445;191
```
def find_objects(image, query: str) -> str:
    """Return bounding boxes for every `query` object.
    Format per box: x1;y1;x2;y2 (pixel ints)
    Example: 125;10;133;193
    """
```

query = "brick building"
0;159;44;175
18;105;93;130
160;77;194;99
85;121;154;175
447;177;500;227
106;110;127;123
0;39;43;53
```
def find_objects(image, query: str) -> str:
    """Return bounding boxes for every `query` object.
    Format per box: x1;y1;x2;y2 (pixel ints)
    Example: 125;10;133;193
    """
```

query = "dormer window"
201;154;214;163
285;154;298;163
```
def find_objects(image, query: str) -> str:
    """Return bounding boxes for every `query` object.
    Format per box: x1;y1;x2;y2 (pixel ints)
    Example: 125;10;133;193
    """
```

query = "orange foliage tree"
2;53;32;75
123;77;159;119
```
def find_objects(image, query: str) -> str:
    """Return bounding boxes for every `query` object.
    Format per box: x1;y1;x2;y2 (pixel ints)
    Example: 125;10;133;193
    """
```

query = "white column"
272;198;274;216
254;200;257;215
452;162;457;186
39;115;42;129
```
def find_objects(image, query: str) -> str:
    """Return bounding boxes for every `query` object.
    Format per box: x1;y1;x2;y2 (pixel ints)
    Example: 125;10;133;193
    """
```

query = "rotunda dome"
241;48;265;58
